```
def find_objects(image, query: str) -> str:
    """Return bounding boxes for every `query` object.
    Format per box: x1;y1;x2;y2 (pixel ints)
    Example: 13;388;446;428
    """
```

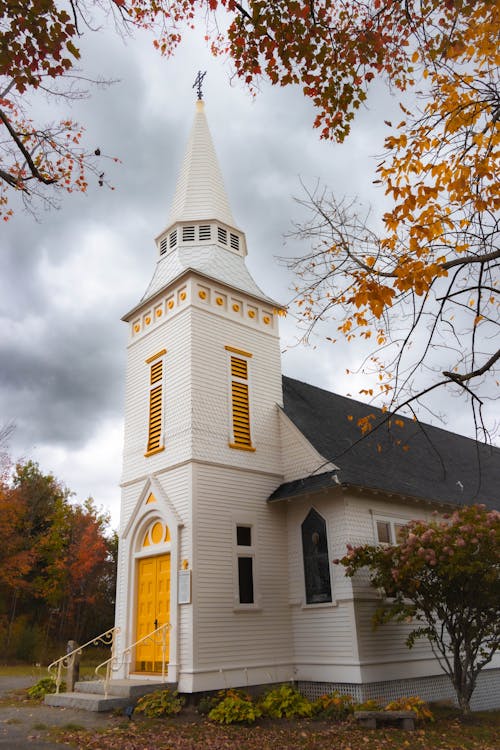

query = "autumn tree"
284;1;499;439
0;0;183;218
337;505;500;715
0;460;115;660
154;0;499;437
4;2;498;428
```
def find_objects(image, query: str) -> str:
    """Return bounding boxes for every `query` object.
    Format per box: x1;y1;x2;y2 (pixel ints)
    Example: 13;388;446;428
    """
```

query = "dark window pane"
376;521;391;544
238;556;254;603
301;509;332;604
237;526;252;546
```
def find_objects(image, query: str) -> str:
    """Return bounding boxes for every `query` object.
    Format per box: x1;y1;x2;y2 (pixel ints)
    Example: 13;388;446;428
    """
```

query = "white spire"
168;100;236;227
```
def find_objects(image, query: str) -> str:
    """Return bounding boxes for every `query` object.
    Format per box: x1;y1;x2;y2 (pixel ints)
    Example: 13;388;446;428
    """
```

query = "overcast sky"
0;20;492;527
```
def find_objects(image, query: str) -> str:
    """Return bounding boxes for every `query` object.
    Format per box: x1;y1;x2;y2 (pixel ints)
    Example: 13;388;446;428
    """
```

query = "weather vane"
193;70;207;100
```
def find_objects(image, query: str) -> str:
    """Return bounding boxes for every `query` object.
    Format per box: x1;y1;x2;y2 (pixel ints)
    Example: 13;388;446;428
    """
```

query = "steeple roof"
168;99;236;228
124;96;281;317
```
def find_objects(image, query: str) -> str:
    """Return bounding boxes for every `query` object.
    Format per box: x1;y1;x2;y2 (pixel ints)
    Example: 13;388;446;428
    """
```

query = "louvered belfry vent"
217;226;228;245
182;226;195;242
147;359;163;452
169;230;177;248
230;356;251;447
230;233;240;251
159;236;168;255
199;225;211;241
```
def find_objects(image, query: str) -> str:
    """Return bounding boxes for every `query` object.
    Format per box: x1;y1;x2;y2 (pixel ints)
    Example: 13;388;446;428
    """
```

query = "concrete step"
74;678;174;698
44;678;178;712
45;691;132;712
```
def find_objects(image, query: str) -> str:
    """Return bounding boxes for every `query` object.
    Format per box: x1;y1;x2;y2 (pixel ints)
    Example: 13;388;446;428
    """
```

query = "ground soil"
0;675;120;749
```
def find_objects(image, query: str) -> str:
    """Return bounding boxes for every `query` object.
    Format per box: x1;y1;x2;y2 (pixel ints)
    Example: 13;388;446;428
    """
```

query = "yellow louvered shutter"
230;356;251;447
147;358;163;452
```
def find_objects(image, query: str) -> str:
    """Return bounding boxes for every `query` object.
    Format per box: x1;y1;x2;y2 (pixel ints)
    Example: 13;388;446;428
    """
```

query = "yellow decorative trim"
156;309;163;317
228;442;256;452
151;521;164;544
145;349;167;364
168;299;174;309
232;303;240;312
145;316;151;325
134;323;140;333
216;296;224;306
198;290;207;300
225;345;253;358
248;310;256;319
145;493;156;504
144;445;165;457
180;291;187;301
263;315;271;324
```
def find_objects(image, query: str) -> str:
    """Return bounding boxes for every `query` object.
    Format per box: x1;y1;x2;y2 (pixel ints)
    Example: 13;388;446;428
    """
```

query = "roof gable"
278;376;499;509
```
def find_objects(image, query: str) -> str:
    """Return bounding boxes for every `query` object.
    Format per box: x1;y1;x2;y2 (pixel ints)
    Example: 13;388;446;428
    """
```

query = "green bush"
135;688;185;718
384;696;434;722
354;699;382;711
208;689;262;725
259;684;313;719
197;691;223;715
28;677;65;700
312;691;354;720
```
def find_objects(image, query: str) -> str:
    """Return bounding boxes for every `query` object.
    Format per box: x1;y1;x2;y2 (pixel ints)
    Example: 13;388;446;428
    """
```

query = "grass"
0;650;110;680
0;664;45;678
55;707;500;750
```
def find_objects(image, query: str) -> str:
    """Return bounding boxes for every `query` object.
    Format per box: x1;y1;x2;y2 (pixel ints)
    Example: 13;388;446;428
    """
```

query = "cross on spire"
193;70;207;100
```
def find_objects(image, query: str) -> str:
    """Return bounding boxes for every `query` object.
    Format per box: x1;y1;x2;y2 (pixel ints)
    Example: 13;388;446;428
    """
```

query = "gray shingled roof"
269;377;499;509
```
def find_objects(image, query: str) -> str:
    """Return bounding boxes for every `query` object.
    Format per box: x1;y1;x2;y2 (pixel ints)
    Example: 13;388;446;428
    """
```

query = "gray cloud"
1;25;493;524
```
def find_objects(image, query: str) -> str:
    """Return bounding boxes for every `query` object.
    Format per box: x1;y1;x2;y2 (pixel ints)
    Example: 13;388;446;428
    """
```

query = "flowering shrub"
336;505;500;715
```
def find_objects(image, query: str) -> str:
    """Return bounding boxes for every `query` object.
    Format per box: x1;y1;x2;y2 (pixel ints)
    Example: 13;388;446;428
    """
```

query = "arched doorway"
135;518;171;672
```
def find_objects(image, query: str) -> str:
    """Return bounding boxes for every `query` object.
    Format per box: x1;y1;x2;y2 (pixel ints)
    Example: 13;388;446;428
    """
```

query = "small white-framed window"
374;517;407;545
235;523;256;606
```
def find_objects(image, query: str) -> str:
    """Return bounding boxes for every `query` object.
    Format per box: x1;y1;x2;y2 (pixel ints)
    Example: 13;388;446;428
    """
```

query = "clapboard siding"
121;308;192;484
190;305;283;476
285;493;357;672
192;463;292;671
278;410;335;482
355;599;432;663
344;491;435;597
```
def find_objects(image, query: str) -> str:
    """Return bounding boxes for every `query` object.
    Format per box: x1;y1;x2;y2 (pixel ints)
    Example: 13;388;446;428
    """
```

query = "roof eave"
122;266;284;322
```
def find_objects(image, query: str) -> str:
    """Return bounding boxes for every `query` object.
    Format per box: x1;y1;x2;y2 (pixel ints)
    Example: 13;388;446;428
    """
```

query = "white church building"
111;96;500;709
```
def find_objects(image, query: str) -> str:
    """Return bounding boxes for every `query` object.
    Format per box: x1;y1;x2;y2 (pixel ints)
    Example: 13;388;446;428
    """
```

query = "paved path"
0;675;118;749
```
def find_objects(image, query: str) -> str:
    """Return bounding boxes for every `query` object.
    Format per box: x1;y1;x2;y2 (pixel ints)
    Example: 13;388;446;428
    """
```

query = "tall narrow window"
301;509;332;604
225;346;254;451
145;350;166;456
236;524;254;605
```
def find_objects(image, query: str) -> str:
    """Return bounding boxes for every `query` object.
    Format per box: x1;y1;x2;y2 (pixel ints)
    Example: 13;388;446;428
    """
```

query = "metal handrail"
95;623;171;698
47;626;118;694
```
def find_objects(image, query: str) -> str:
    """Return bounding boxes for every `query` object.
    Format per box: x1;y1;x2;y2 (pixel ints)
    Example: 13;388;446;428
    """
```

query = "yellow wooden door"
135;553;170;672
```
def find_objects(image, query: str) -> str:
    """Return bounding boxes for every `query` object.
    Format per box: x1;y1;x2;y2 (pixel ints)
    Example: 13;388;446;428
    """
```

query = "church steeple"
168;99;236;229
131;96;278;311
